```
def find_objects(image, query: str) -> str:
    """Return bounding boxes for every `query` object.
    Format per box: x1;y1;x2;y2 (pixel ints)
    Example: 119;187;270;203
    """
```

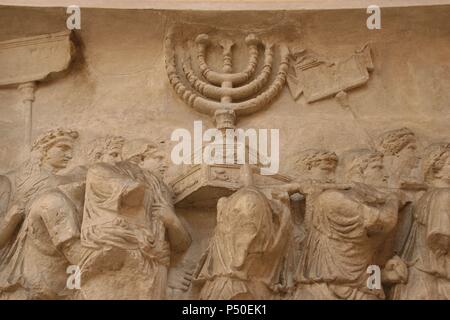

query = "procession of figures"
0;26;448;300
0;126;448;300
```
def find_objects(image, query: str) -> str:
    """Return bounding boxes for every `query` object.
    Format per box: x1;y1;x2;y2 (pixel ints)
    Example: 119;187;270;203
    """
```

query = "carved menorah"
165;27;290;130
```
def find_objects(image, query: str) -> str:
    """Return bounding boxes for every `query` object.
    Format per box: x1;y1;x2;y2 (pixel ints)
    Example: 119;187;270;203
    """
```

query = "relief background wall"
0;6;449;174
0;3;449;300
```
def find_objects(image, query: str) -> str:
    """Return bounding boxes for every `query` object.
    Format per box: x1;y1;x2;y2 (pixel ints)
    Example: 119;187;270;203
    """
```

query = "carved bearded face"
43;140;74;171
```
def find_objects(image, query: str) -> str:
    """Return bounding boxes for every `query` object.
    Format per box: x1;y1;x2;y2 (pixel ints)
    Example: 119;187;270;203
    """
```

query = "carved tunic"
79;162;171;299
390;188;450;299
0;187;81;299
294;187;398;299
0;161;83;299
194;188;291;300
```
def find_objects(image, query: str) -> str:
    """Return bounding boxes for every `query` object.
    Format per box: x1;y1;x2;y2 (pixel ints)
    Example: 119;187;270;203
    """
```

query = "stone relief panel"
0;6;449;300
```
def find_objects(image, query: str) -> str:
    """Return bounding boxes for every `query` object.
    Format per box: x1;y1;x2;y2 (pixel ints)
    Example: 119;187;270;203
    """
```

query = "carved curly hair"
294;149;338;172
122;139;160;162
339;148;384;183
31;128;79;163
87;135;125;163
421;143;450;184
376;127;416;156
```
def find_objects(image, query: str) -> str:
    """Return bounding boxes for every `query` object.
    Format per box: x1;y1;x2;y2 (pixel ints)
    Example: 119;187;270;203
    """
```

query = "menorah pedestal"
169;129;290;208
169;163;291;209
214;109;236;130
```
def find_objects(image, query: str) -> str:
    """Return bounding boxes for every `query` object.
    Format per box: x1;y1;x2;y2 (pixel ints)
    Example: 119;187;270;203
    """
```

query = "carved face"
400;140;417;157
101;147;122;164
43;141;73;171
142;151;169;176
308;157;337;181
127;154;143;166
362;157;387;187
435;152;450;185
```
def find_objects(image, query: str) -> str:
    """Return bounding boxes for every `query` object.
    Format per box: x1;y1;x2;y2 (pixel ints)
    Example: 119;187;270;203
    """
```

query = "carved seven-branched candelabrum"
165;27;290;129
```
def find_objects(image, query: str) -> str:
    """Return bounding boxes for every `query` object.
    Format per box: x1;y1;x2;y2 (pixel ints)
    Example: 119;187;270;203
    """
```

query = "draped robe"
194;188;292;300
390;188;450;299
79;161;172;300
0;164;83;299
294;187;398;300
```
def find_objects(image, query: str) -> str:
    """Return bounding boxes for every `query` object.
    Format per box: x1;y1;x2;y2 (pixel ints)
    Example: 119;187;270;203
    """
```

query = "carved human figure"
293;149;401;300
0;128;85;299
279;149;339;294
390;143;450;299
0;129;81;250
78;137;191;299
122;139;192;295
290;149;339;226
376;128;422;189
193;187;292;300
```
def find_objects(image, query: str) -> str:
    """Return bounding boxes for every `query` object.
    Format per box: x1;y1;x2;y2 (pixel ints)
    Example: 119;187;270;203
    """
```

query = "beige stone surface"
0;3;449;300
1;0;450;10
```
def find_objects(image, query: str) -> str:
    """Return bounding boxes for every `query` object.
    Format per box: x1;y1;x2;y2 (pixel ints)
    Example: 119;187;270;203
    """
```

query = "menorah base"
214;109;236;130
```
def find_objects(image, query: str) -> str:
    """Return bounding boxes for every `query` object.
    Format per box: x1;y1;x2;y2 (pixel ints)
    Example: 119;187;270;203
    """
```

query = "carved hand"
168;268;194;291
382;256;408;284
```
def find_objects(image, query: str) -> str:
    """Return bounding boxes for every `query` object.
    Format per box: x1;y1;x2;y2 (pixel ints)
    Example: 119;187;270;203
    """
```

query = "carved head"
216;187;273;269
377;127;417;157
88;136;125;164
31;128;79;172
293;149;338;182
340;149;387;187
421;143;450;186
122;139;169;176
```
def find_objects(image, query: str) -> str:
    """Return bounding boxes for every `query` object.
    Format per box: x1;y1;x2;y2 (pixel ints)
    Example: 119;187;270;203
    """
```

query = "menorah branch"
165;27;290;129
182;44;274;101
195;34;261;86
